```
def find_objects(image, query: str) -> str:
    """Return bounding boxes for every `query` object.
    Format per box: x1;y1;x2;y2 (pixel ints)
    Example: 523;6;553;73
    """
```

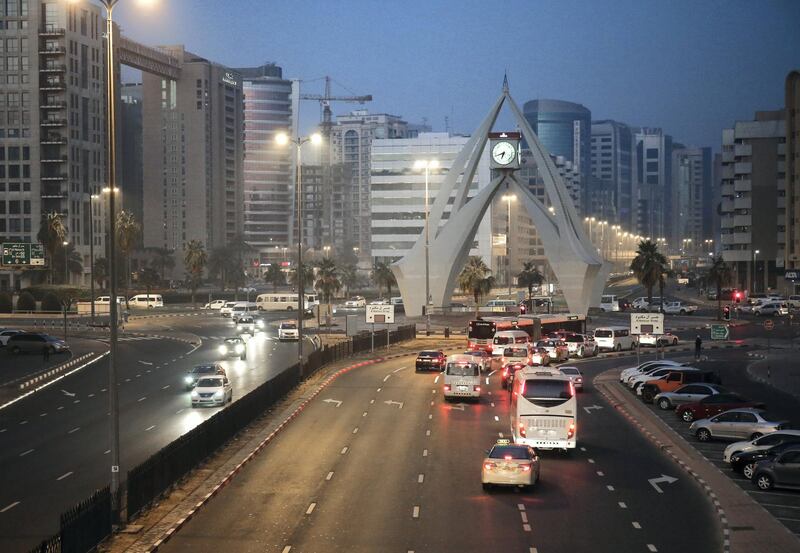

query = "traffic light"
723;305;731;321
734;291;742;304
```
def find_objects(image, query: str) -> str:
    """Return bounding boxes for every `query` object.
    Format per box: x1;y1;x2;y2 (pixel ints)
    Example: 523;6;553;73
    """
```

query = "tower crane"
299;76;373;142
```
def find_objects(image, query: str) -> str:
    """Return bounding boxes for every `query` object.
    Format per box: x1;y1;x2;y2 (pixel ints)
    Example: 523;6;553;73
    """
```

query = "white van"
128;294;163;309
491;330;531;360
485;299;518;311
442;354;482;400
594;326;636;352
96;296;126;305
599;295;620;312
230;301;258;321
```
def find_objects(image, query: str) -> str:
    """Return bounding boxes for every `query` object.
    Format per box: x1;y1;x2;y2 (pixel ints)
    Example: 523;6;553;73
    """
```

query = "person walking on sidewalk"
694;334;702;361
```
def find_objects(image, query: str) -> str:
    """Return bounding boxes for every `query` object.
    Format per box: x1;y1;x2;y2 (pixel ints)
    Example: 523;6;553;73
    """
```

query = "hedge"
16;291;36;311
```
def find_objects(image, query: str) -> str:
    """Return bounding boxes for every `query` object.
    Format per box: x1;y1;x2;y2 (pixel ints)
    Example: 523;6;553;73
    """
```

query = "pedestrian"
42;345;50;362
694;334;702;361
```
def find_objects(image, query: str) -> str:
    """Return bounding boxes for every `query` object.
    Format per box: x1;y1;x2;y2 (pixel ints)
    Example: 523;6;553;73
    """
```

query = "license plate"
457;385;468;391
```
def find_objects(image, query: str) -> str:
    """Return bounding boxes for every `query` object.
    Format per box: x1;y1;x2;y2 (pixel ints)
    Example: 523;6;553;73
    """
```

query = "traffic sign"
2;243;46;267
630;313;664;335
366;304;395;324
710;324;729;341
764;319;775;331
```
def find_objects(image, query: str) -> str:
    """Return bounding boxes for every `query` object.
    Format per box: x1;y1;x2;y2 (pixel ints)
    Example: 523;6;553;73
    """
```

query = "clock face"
492;141;517;166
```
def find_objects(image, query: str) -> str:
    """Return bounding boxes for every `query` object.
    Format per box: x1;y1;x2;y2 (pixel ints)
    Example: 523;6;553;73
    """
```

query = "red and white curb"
17;352;95;390
147;349;420;552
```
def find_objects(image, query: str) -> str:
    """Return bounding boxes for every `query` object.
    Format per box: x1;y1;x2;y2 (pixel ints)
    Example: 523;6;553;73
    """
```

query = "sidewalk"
747;350;800;400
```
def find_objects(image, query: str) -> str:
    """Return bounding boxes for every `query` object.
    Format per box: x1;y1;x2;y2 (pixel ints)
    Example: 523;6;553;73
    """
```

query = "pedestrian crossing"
198;335;277;341
98;336;160;343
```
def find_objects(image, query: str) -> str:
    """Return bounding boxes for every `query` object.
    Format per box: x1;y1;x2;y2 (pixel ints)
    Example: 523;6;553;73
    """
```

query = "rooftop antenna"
503;71;509;93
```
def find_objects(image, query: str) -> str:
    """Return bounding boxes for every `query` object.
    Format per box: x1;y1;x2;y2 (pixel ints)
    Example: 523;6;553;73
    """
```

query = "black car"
184;363;226;390
732;440;800;479
415;350;446;371
752;447;800;491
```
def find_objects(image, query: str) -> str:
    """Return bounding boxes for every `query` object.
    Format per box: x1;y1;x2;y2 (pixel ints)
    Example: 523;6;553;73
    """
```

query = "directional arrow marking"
583;404;603;414
384;400;404;409
323;399;342;407
648;474;678;493
61;389;76;398
448;403;466;411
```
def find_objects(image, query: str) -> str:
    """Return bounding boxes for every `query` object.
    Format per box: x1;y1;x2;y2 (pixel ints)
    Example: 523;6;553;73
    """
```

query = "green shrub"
16;291;36;311
0;292;12;313
41;292;62;312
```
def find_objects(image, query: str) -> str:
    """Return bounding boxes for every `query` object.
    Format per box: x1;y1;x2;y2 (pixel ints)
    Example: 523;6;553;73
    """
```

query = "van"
230;301;258;321
442;354;482;400
491;330;531;360
390;296;405;313
485;299;518;311
599;295;620;312
128;294;163;309
594;326;636;352
96;296;126;305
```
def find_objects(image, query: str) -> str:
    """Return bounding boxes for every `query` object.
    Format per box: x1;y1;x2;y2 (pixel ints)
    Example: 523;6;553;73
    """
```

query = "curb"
17;352;94;390
146;349;421;552
594;376;731;553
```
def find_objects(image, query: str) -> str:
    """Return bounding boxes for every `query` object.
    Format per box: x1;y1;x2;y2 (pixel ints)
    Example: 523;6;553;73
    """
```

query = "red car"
415;350;446;371
676;393;765;423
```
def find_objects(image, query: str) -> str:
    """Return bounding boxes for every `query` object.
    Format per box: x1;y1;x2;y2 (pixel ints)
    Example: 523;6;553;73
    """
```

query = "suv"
752;302;788;317
562;333;598;358
6;333;69;354
640;370;720;403
415;350;446;371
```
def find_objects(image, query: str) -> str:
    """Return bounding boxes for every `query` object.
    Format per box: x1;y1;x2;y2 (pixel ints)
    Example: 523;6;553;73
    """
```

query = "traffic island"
594;370;800;553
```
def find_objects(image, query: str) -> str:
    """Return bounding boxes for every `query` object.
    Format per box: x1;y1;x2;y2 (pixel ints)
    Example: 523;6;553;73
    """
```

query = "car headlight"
256;319;265;328
235;344;245;354
184;376;194;384
191;390;199;398
213;390;223;398
236;325;243;331
218;345;228;355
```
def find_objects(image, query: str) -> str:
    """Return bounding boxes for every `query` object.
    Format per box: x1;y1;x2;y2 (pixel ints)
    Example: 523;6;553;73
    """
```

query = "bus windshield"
522;378;573;407
446;363;479;376
468;322;495;340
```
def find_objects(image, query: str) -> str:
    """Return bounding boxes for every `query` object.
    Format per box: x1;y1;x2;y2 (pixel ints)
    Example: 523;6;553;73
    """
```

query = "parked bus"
467;317;535;352
510;366;577;451
256;293;320;312
519;313;587;337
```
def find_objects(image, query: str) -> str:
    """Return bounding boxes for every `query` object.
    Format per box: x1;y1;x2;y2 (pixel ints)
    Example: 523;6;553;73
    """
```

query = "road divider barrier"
17;352;96;390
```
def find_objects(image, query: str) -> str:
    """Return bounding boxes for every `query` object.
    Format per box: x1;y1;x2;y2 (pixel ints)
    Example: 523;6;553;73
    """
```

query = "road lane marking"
647;546;658;552
498;432;504;438
125;378;131;382
19;420;27;425
489;370;497;376
40;413;47;417
0;428;5;433
377;388;382;392
485;377;489;385
607;485;615;491
588;458;595;464
56;471;73;481
517;504;525;511
393;366;407;373
163;385;170;390
104;450;110;455
68;427;80;434
145;425;156;431
138;360;153;365
138;397;147;402
20;449;34;457
597;471;604;476
326;472;334;481
522;524;531;532
494;416;499;422
423;449;428;457
352;427;359;434
520;512;528;523
176;409;184;414
412;505;420;518
632;522;641;529
418;474;424;483
430;401;434;406
425;430;431;436
0;502;20;513
340;447;348;455
580;446;587;452
618;502;627;509
383;375;391;382
306;502;316;515
136;374;142;378
432;389;436;394
101;389;107;392
57;406;64;410
362;412;368;417
88;393;95;398
428;414;433;419
370;399;375;404
281;547;292;553
73;399;80;404
434;375;440;383
491;402;495;407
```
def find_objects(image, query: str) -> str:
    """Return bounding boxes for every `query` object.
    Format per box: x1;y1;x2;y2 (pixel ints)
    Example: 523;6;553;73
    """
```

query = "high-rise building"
719;110;786;293
634;128;673;240
370;132;491;264
785;70;800;287
0;0;107;289
120;82;143;244
299;162;352;252
670;147;712;253
590;120;635;228
523;99;591;213
235;64;296;264
141;46;244;260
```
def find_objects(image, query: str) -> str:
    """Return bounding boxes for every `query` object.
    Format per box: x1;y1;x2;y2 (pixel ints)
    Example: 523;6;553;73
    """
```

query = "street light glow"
275;132;289;145
501;194;517;202
414;159;438;170
310;132;322;145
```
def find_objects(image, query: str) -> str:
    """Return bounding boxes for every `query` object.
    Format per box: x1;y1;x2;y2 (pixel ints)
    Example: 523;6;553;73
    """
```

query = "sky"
115;0;800;149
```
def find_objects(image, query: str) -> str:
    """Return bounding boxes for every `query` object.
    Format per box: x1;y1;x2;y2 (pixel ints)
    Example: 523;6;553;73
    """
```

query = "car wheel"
681;410;695;422
696;428;711;442
755;311;761;317
743;463;757;480
672;338;678;346
750;432;762;441
657;398;672;410
755;473;773;490
680;309;686;315
286;306;293;311
642;389;654;403
10;346;20;354
482;483;492;491
614;343;621;352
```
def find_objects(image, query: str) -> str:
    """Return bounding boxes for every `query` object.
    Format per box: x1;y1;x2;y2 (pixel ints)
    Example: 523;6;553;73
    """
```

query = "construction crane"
299;76;373;142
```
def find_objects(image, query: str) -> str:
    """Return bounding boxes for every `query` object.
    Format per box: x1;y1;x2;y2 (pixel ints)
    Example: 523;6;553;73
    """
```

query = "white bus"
256;293;319;312
510;366;577;451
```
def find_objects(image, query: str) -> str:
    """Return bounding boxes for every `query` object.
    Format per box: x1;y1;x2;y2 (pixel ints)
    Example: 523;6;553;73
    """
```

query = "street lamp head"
102;186;119;193
590;217;596;222
414;159;438;170
501;194;516;202
275;132;289;146
90;194;100;199
62;241;69;246
755;249;760;255
310;133;322;145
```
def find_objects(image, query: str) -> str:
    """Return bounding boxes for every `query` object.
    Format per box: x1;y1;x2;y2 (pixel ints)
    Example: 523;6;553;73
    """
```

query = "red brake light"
519;463;531;472
504;455;512;460
484;462;496;470
444;384;451;391
474;386;481;392
518;422;526;437
567;421;576;439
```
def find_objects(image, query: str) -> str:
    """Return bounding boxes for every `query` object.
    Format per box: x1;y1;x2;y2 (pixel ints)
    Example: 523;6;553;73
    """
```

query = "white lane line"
485;377;490;385
362;411;368;417
56;471;73;481
40;413;47;417
125;378;131;382
498;432;504;438
423;449;428;457
352;427;359;434
370;399;375;404
428;414;433;420
377;388;382;392
418;474;424;483
341;447;348;455
607;485;615;491
101;388;107;392
647;546;658;552
412;505;420;518
517;503;525;511
135;374;142;378
57;406;64;410
431;389;436;394
281;547;292;553
494;415;499;422
597;471;604;476
489;370;497;376
145;425;156;431
176;409;184;414
632;521;641;529
588;458;595;464
68;427;80;434
19;420;28;425
383;375;391;382
104;450;111;455
138;397;147;402
491;402;495;407
580;446;587;452
326;472;334;481
520;511;528;523
393;366;407;373
88;393;95;398
73;399;80;404
0;501;20;513
618;502;627;509
306;502;316;515
522;524;531;532
434;375;440;384
162;385;170;390
530;548;538;553
425;429;431;436
19;449;34;457
430;401;434;406
139;360;153;365
0;428;5;433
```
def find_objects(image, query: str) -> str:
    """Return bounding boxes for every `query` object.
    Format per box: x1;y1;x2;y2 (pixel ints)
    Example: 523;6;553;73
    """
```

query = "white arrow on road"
138;360;153;366
583;404;603;414
448;403;466;411
384;400;404;409
323;399;342;407
648;474;678;493
61;389;76;398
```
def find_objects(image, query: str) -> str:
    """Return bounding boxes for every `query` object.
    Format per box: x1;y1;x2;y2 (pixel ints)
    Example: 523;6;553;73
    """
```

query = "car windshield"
560;368;580;375
418;351;440;357
522;379;573;401
489;446;530;460
504;348;528;357
197;377;223;388
446;363;479;376
493;336;513;345
564;335;583;343
193;366;216;374
594;330;613;338
281;323;297;329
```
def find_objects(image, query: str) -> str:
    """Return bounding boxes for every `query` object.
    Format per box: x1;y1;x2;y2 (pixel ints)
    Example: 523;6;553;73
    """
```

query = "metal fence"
28;487;111;553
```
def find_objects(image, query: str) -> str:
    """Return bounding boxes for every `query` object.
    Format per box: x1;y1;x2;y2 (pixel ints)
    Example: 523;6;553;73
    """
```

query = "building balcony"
720;233;736;245
733;232;752;244
734;162;752;175
40;118;67;127
734;197;751;210
41;155;68;163
720;217;733;229
41;135;67;145
734;179;752;192
721;250;752;263
778;143;786;155
39;64;66;73
38;46;66;55
721;165;734;179
720;183;734;197
720;199;734;213
41;101;67;110
734;143;752;157
721;151;734;163
39;81;66;91
778;232;786;245
41;174;68;181
778;196;786;209
39;26;66;37
733;214;752;227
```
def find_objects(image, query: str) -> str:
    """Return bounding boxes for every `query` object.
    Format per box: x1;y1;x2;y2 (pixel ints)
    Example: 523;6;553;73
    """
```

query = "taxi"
218;336;247;360
481;439;540;490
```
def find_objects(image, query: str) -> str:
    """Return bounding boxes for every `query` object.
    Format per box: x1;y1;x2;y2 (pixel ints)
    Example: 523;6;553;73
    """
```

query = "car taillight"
474;386;480;392
567;421;576;439
519;463;532;472
484;462;496;470
444;384;451;391
518;422;526;437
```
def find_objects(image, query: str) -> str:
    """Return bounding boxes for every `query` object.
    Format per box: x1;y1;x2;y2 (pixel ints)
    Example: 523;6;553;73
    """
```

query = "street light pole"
62;240;69;283
415;159;437;336
90;194;99;323
752;249;760;294
501;194;517;295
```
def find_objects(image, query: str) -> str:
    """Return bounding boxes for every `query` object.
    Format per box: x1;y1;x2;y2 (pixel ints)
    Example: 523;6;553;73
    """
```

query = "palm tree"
630;240;667;309
263;263;286;292
94;257;109;291
149;247;175;285
708;256;733;320
116;211;141;297
37;212;67;284
458;256;496;317
339;263;358;296
314;258;342;326
517;261;544;311
289;263;315;294
226;235;253;298
207;247;231;292
137;266;161;300
372;262;396;298
59;243;83;283
184;240;208;308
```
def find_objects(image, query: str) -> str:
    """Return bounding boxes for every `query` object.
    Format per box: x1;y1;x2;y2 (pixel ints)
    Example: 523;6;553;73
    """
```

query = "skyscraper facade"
590;120;635;228
120;82;143;244
785;70;800;285
670;147;712;253
634;128;673;240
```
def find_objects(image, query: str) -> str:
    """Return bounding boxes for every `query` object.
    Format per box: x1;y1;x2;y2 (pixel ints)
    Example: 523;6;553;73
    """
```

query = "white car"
619;359;682;383
787;295;800;309
0;329;23;346
344;296;367;308
190;375;232;407
278;321;299;341
204;299;226;310
722;430;800;464
482;440;540;490
562;333;597;358
638;332;679;347
236;316;263;334
219;302;238;317
661;302;697;315
559;366;584;391
631;297;661;311
369;298;390;305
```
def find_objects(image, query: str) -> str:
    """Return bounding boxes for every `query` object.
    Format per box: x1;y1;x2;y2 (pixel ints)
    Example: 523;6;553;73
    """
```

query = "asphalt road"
0;312;313;553
156;353;720;553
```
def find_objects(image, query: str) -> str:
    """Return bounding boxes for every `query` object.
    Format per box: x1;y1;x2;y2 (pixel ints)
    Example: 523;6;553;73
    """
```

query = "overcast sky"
116;0;800;149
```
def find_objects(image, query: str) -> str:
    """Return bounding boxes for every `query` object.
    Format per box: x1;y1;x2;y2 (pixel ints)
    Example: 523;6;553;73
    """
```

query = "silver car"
559;366;584;391
722;430;800;463
690;409;789;442
654;383;728;410
753;302;789;317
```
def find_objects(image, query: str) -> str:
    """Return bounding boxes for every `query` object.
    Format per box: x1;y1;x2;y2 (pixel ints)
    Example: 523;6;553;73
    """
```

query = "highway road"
0;312;312;553
156;354;720;553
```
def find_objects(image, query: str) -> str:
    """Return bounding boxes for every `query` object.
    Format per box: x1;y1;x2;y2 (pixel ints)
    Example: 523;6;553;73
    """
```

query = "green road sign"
710;324;729;341
2;243;47;267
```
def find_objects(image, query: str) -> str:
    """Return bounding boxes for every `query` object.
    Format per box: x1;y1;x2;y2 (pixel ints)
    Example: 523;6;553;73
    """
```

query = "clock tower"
489;131;521;170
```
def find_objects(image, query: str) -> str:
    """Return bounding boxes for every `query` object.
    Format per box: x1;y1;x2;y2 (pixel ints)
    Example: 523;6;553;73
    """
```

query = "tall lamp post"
501;194;517;295
276;131;322;372
752;249;760;294
414;159;438;336
89;193;100;322
62;240;69;283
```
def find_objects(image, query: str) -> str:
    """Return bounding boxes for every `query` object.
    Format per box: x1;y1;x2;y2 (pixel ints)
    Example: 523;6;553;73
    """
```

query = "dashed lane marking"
632;522;641;529
423;449;428;457
434;375;440;384
352;427;359;434
340;447;348;455
0;502;20;513
485;377;490;385
494;416;500;422
56;471;73;481
498;432;504;438
647;546;658;552
418;474;424;483
517;504;525;511
588;458;595;464
306;503;316;515
281;547;292;553
362;411;368;417
145;425;156;431
428;414;433;420
19;449;34;457
489;370;497;376
619;502;627;509
607;485;615;491
40;413;47;417
377;387;382;392
138;397;147;402
176;409;184;414
580;446;587;452
370;399;375;404
523;524;531;532
597;471;604;476
19;420;27;425
162;385;170;390
491;402;495;407
383;375;391;382
412;505;420;519
520;512;528;523
393;366;407;373
326;472;334;481
67;427;80;434
57;406;64;410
